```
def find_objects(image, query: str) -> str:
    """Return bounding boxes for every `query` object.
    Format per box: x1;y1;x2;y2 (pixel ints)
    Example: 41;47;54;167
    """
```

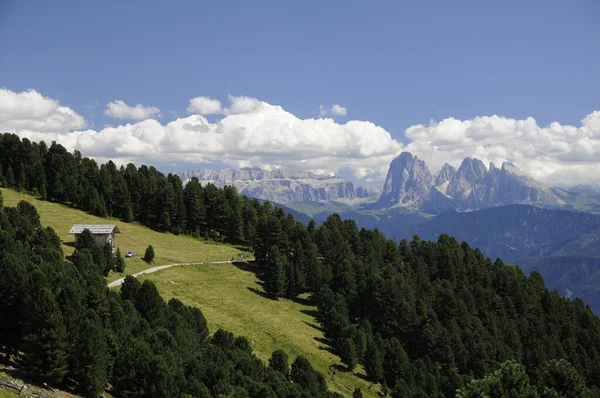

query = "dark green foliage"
76;228;96;251
340;337;358;371
115;247;126;273
269;349;289;376
265;246;287;298
144;244;155;263
0;199;333;397
4;133;600;396
352;388;363;398
21;287;69;383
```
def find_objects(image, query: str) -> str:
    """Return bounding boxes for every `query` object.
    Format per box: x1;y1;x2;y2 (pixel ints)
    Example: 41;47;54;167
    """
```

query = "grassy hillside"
1;188;243;282
1;188;378;397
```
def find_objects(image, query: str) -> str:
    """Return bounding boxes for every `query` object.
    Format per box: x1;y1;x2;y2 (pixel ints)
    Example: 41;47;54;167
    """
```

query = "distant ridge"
177;167;382;205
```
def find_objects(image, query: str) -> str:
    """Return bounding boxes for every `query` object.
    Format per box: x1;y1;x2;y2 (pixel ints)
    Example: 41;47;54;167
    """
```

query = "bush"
144;245;155;263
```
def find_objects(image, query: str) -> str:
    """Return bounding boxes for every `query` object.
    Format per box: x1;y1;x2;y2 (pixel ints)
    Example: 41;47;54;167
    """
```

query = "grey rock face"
375;152;434;209
178;167;379;205
375;152;570;213
435;163;457;186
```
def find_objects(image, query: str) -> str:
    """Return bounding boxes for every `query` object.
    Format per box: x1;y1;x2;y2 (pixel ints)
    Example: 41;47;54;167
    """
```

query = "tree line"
0;197;340;397
3;133;600;396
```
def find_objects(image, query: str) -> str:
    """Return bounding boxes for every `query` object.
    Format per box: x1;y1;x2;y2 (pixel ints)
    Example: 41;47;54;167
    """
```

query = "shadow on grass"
300;308;320;318
247;286;275;300
232;261;266;281
302;320;324;333
62;241;76;248
0;356;59;393
314;336;337;355
291;295;315;307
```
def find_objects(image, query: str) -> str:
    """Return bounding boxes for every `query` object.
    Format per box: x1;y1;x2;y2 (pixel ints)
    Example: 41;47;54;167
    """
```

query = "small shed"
69;224;120;249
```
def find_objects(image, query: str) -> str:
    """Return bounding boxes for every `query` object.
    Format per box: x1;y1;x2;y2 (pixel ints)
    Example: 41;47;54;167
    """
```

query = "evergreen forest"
2;133;600;397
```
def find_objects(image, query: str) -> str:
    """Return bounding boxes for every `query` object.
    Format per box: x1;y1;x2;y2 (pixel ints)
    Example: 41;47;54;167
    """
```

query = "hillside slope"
1;188;378;397
1;188;242;282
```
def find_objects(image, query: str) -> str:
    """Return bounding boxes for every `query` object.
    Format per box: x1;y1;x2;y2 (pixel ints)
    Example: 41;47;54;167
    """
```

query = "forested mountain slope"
3;133;600;397
0;195;339;397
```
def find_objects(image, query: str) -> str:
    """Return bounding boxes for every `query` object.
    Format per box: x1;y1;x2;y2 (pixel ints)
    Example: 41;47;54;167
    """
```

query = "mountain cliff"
178;167;380;205
373;152;598;214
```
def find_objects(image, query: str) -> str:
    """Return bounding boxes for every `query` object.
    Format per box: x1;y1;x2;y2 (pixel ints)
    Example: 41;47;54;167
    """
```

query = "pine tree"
265;246;287;299
115;247;126;273
340;337;358;371
144;244;155;263
21;287;69;384
269;349;290;376
364;334;384;382
6;165;15;187
69;312;109;397
383;337;410;389
103;242;115;276
120;275;141;303
76;229;96;251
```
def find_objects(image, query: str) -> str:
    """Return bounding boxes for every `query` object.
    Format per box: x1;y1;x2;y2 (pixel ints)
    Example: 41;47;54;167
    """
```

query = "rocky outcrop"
375;152;574;213
375;152;434;210
178;167;380;205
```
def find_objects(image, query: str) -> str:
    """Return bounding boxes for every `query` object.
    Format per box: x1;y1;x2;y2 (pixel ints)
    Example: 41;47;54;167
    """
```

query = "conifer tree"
144;244;155;263
340;337;358;371
21;287;69;384
364;334;384;382
69;312;109;397
269;349;289;376
115;247;126;273
265;246;287;298
6;165;15;187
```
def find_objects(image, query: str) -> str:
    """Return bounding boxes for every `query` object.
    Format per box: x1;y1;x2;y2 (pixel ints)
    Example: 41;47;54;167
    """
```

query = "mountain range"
372;152;600;214
178;167;382;205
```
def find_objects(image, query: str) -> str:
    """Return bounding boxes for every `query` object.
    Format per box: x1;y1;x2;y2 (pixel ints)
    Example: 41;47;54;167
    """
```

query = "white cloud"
331;104;348;116
0;88;85;132
319;104;348;117
4;88;600;186
187;97;222;115
104;100;161;120
403;113;600;186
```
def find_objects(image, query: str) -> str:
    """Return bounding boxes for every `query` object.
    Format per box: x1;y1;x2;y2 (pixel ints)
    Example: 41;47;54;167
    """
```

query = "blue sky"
1;0;600;185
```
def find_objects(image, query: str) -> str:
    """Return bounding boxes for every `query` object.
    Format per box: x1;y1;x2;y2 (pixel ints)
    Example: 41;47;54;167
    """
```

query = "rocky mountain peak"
435;163;457;186
376;152;433;209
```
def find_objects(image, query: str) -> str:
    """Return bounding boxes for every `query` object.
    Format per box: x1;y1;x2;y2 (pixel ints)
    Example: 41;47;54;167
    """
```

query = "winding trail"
107;260;235;288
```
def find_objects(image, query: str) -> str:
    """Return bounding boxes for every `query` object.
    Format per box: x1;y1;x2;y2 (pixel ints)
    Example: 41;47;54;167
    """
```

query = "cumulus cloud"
403;113;600;186
3;88;600;186
331;104;348;116
319;104;348;117
0;88;85;133
187;97;222;115
104;100;161;120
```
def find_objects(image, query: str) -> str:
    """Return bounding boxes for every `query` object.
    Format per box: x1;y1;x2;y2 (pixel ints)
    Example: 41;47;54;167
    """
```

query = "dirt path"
107;260;235;288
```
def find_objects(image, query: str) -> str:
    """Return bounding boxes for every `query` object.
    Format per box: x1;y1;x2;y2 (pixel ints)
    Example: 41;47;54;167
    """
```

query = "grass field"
1;188;243;282
1;188;379;397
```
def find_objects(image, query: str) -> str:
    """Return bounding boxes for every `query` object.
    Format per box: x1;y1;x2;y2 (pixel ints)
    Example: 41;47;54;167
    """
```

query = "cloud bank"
1;88;599;186
104;100;161;120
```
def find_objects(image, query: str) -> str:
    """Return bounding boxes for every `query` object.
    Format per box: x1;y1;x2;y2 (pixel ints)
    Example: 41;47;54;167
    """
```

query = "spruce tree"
115;247;126;273
144;244;155;263
6;165;15;187
69;313;109;397
364;335;384;382
265;246;287;299
340;337;358;371
269;349;290;376
21;287;69;384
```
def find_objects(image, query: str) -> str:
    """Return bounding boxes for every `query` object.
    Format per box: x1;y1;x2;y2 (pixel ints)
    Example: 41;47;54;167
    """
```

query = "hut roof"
68;224;120;234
